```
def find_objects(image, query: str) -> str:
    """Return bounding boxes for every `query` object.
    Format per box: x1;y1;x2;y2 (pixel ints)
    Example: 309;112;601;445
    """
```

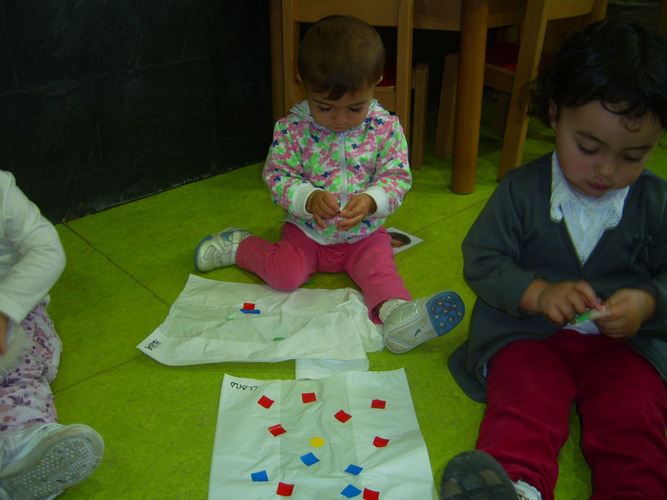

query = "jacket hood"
289;99;379;133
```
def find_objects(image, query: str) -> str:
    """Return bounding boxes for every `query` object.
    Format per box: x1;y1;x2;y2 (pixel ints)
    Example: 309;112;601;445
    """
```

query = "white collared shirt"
550;153;628;264
549;153;628;333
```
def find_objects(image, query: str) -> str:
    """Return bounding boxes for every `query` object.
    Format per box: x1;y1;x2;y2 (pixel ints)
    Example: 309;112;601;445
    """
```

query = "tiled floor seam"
53;355;144;395
419;197;491;232
59;221;170;308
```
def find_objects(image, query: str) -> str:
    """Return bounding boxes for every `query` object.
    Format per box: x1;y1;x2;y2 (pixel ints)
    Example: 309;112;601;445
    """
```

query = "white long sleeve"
0;171;65;324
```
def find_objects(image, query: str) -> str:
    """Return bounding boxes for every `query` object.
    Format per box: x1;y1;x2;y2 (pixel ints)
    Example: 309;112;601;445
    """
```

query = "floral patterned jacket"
263;99;412;245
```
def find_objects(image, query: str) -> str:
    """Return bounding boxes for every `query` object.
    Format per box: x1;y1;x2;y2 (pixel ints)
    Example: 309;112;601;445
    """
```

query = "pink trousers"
477;329;667;500
235;223;411;323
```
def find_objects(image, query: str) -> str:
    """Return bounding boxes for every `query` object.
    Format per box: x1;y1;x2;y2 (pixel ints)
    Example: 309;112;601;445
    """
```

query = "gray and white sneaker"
383;291;464;353
194;227;252;272
0;423;104;500
440;450;542;500
440;450;517;500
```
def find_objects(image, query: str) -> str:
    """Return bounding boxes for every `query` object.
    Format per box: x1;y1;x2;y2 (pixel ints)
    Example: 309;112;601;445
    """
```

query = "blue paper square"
341;484;362;498
300;452;320;466
250;470;269;482
344;464;363;476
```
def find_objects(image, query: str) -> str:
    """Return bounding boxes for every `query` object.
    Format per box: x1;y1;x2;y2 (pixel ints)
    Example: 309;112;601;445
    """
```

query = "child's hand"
307;191;340;229
523;279;600;324
337;194;376;231
595;288;656;339
0;313;7;356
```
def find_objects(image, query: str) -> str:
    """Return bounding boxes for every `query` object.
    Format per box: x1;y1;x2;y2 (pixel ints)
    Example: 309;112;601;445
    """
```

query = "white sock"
378;298;407;323
513;480;542;500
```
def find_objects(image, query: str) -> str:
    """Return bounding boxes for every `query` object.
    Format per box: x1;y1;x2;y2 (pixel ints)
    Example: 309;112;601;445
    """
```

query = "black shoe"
440;450;517;500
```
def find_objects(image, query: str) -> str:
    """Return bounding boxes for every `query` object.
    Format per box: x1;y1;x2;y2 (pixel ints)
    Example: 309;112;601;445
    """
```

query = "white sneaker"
194;227;252;272
0;423;104;500
383;291;464;353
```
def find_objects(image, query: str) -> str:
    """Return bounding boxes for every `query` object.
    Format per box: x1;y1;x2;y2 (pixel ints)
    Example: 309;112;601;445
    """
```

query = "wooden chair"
277;0;429;168
435;0;608;181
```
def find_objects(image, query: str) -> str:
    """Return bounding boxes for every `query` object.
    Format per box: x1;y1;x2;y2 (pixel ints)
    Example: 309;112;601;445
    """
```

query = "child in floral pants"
0;170;104;500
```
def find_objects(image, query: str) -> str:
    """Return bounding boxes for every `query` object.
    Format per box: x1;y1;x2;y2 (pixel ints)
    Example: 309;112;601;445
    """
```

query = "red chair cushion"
378;61;397;87
485;41;552;72
485;42;520;71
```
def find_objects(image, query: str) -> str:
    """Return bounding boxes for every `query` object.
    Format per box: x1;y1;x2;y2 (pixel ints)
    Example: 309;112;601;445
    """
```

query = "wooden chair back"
496;0;608;179
280;0;414;138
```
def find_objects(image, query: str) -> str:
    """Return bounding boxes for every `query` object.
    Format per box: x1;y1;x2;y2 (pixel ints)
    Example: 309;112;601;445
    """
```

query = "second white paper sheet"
209;369;438;500
138;275;383;367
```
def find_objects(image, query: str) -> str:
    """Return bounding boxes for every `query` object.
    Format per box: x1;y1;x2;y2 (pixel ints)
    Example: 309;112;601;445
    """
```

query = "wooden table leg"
450;0;489;194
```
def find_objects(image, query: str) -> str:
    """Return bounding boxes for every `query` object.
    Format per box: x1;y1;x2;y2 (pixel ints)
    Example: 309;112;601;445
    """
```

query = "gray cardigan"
449;153;667;403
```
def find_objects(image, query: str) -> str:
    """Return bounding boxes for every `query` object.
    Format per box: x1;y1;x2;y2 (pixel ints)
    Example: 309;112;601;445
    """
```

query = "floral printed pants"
0;300;61;435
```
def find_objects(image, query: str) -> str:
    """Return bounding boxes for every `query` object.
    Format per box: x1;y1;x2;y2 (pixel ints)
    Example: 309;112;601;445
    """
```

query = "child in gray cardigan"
441;20;667;500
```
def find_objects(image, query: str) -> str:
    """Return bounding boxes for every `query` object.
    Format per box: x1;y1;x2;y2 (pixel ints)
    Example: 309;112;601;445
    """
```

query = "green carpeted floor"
49;103;667;499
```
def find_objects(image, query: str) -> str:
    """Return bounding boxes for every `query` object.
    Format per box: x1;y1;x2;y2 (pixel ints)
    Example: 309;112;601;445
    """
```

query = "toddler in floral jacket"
194;15;464;353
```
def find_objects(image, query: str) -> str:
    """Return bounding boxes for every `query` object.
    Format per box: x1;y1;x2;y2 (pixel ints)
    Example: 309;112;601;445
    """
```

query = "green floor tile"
49;226;170;388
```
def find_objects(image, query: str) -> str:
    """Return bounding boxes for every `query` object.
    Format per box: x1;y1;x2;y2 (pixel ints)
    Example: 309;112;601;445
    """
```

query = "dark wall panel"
0;0;273;221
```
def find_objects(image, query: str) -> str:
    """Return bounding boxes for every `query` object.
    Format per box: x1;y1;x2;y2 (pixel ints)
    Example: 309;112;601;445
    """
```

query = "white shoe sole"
0;424;104;500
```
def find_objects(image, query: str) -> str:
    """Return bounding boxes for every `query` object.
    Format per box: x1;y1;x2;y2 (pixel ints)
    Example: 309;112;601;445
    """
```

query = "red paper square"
258;395;274;409
371;399;386;409
268;424;286;436
334;410;352;423
301;392;317;403
373;436;390;447
363;489;380;500
243;302;255;310
277;482;294;496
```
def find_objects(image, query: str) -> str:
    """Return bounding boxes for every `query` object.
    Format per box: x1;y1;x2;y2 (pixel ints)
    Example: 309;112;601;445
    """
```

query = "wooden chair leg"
434;53;458;158
410;63;428;170
496;0;548;181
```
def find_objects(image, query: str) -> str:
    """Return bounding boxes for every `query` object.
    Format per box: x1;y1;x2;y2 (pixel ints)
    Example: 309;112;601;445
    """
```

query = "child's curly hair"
530;20;667;129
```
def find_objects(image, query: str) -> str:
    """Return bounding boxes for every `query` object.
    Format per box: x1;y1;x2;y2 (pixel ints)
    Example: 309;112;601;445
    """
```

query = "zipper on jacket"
337;132;349;237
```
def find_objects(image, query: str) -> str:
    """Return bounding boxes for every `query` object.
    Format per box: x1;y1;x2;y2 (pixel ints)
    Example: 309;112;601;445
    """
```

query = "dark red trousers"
477;329;667;500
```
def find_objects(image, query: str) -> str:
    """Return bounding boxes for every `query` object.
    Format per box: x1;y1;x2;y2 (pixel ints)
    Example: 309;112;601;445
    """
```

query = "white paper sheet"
137;276;384;369
208;370;438;500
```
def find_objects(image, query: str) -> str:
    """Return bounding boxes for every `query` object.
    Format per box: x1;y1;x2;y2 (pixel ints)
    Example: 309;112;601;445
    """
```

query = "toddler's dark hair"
530;20;667;128
298;15;385;101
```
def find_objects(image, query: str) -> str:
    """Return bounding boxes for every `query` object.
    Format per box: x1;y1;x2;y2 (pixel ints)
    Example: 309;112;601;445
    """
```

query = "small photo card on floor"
386;227;424;254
